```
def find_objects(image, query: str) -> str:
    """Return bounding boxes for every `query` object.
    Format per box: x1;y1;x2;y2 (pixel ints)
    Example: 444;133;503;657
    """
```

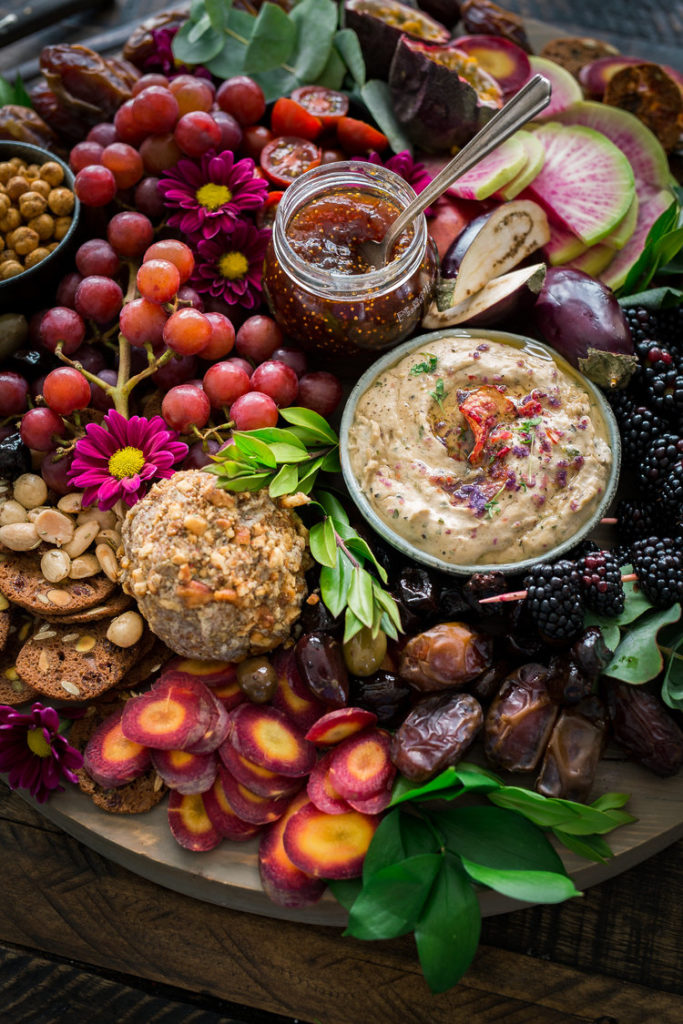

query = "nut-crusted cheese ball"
119;470;309;661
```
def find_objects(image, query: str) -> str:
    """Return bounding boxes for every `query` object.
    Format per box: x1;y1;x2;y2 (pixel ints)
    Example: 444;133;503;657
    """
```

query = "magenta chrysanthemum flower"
191;220;271;309
158;150;269;239
68;410;188;510
355;150;434;212
0;703;83;803
144;26;212;80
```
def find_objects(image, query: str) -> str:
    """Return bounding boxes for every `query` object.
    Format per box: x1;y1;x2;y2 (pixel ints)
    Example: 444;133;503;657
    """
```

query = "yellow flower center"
27;727;51;758
219;251;249;280
196;183;232;210
108;446;146;480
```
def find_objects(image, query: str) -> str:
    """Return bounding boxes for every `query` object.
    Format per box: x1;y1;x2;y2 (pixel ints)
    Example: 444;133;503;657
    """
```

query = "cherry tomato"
271;97;322;141
259;136;322;187
290;86;349;129
256;190;284;230
336;116;388;155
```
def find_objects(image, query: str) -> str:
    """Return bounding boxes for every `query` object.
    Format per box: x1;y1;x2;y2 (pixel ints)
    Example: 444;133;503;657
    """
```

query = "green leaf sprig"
0;74;32;108
208;407;401;643
329;763;634;994
172;0;366;100
617;187;683;297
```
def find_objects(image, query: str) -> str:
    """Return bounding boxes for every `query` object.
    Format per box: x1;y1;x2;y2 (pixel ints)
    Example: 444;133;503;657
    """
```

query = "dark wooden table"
1;3;683;1021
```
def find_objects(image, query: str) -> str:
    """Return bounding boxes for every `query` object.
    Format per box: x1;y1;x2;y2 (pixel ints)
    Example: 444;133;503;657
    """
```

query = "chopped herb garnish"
430;378;446;409
410;353;438;376
484;484;506;518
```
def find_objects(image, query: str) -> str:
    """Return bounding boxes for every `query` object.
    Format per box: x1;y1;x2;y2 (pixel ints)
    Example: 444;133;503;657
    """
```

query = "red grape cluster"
71;73;268;214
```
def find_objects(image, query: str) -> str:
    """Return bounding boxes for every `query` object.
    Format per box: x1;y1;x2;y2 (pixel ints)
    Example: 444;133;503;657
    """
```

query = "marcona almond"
57;492;83;514
41;548;71;583
63;520;99;558
74;634;96;652
106;610;143;648
13;473;47;509
27;505;52;522
95;528;122;549
0;522;40;550
34;508;75;546
96;543;119;582
69;553;99;579
77;507;117;530
0;499;28;525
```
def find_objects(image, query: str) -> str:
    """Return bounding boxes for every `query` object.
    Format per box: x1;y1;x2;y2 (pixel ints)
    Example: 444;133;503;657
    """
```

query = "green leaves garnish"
0;74;31;108
409;353;438;376
329;763;633;993
208;408;401;644
618;188;683;297
173;0;365;100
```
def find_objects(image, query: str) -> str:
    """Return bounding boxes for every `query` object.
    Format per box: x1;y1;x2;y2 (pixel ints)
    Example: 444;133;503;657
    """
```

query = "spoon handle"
382;73;552;257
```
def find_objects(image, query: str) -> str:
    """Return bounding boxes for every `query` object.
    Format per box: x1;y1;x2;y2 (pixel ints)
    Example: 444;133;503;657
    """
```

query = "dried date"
350;670;412;729
391;692;483;781
536;696;608;801
122;10;189;70
0;104;60;150
484;663;559;772
606;681;683;777
399;621;493;691
38;45;139;132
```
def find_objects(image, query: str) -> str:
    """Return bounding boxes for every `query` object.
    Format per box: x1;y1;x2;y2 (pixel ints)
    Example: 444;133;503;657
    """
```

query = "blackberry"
577;550;625;617
623;305;658;347
613;499;666;546
655;305;683;358
565;537;599;561
641;366;683;419
638;339;677;374
523;560;584;643
607;388;637;428
660;462;683;531
631;536;683;607
638;433;683;497
617;403;668;467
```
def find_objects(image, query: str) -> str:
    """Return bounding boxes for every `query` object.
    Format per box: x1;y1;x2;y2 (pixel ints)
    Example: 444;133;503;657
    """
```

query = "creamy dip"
347;335;613;566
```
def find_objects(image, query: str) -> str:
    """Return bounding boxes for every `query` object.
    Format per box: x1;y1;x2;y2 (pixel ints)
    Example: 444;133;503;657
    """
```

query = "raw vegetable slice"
451;34;531;98
230;703;316;778
121;680;212;750
600;187;674;291
346;785;394;814
528;55;582;119
258;792;327;908
567;244;615;277
203;773;262;841
218;740;303;798
307;750;354;815
161;658;237;688
496;130;545;200
271;647;326;732
542;222;588;266
167;790;223;851
328;728;393;800
283;802;380;879
423;262;547;329
448;134;527;200
83;708;150;788
150;748;217;795
603;194;639;251
183;694;231;754
218;765;295;825
305;707;378;746
527;123;635;245
553;100;673;191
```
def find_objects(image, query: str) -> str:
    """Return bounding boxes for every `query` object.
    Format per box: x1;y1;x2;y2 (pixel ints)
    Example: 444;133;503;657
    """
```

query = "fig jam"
262;162;437;360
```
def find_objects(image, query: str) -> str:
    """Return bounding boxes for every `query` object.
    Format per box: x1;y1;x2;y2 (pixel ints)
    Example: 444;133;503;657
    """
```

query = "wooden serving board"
13;749;683;926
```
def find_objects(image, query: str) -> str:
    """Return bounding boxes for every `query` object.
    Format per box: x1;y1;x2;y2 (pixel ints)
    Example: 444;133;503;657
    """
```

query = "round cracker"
0;549;116;616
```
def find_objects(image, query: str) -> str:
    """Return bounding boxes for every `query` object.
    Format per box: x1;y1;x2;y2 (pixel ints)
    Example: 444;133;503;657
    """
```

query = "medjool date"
345;0;450;82
391;691;483;780
545;655;592;706
398;621;493;691
38;45;139;135
536;696;608;801
350;670;412;728
394;565;439;627
606;681;683;777
484;663;559;772
0;105;60;150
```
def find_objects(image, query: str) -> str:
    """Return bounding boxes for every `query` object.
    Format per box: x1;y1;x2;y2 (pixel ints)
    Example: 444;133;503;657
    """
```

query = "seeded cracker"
42;588;132;625
0;609;40;706
0;548;116;616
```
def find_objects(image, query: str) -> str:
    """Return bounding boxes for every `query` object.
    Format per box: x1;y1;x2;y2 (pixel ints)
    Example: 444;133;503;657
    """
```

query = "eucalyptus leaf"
243;3;297;73
268;463;299;498
461;857;581;904
360;79;413;156
188;12;212;44
314;45;347;90
347;567;375;629
414;854;481;994
289;0;338;81
173;18;226;63
437;806;565;874
345;854;443;941
551;830;614;863
281;406;339;444
334;28;366;87
602;604;681;684
205;0;228;31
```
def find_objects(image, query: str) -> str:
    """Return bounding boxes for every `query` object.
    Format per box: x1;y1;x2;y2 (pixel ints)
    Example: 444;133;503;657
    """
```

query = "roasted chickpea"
19;190;47;219
47;187;74;216
7;176;29;201
46;241;59;252
39;161;64;187
9;157;24;169
31;179;51;199
0;207;21;233
24;163;40;180
24;247;50;269
0;162;13;183
27;213;54;240
0;193;10;216
53;216;72;241
0;248;18;264
0;261;24;279
10;226;39;256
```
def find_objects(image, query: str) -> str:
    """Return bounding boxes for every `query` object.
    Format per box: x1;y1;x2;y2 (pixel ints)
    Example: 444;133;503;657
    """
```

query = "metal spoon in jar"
359;73;552;270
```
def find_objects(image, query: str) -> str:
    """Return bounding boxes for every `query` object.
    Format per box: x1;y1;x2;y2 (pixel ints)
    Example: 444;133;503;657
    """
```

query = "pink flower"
144;26;212;81
191;220;271;309
355;150;434;213
0;703;82;803
69;409;188;510
158;150;269;239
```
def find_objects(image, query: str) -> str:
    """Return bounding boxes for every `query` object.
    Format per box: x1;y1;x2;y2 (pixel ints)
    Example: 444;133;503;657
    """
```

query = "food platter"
1;4;683;996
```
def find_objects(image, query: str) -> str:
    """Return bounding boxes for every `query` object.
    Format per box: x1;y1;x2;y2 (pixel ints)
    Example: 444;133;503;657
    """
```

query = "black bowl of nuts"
0;141;80;311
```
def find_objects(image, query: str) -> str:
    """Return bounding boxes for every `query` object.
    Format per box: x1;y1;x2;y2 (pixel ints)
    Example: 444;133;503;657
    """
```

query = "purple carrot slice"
271;647;327;731
203;773;263;841
306;750;354;815
328;728;394;801
282;802;379;879
218;765;298;825
161;658;239;688
218;739;303;798
121;679;213;750
230;702;316;778
167;790;223;851
259;791;327;908
183;693;231;754
150;748;217;795
83;707;151;788
305;707;378;747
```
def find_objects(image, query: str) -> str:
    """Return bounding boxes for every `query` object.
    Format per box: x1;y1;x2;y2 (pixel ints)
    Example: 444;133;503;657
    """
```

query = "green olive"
236;656;278;703
343;626;387;677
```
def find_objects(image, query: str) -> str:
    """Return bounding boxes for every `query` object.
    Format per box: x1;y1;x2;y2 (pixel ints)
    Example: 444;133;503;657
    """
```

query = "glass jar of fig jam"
262;161;437;360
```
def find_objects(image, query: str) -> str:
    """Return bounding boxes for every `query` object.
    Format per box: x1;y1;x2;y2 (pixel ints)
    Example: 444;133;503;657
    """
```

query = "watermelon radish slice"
601;187;674;291
527;123;635;245
529;56;582;119
543;222;588;266
496;130;545;200
553;101;673;192
448;134;527;200
603;194;639;251
567;244;615;277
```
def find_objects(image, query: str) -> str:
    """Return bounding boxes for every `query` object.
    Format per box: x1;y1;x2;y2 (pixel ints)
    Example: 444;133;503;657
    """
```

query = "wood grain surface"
1;783;681;1023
